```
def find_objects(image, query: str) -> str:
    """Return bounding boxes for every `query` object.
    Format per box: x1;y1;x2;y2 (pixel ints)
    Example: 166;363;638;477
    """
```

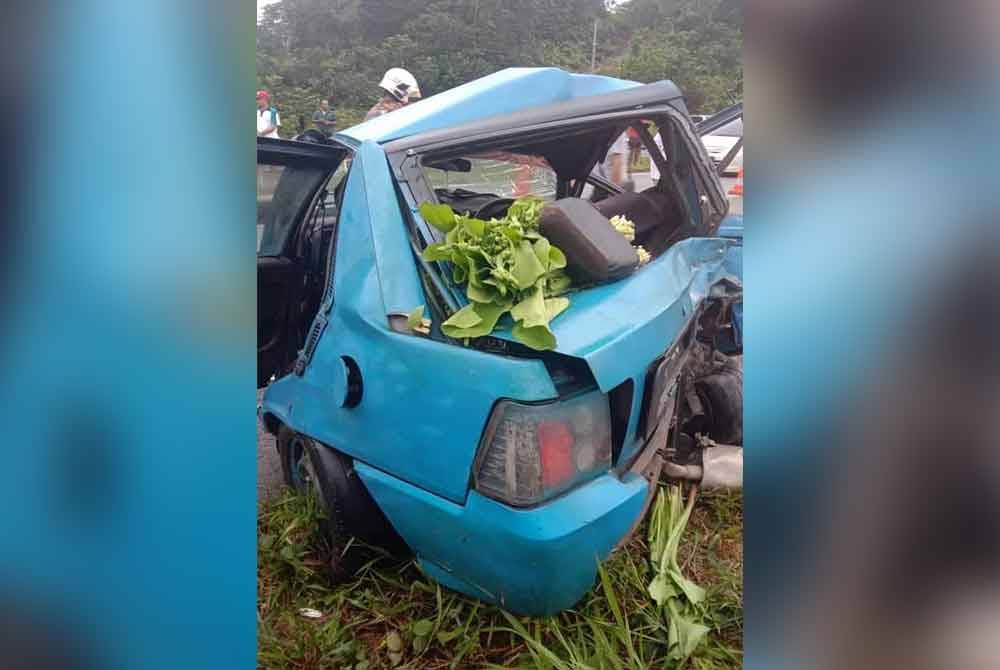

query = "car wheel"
276;427;360;581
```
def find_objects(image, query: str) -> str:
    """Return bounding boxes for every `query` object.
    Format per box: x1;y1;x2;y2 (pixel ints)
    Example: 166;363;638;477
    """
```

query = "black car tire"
276;427;360;581
277;427;410;580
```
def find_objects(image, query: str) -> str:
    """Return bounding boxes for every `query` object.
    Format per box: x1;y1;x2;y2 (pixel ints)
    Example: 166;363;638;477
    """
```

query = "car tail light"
474;392;612;506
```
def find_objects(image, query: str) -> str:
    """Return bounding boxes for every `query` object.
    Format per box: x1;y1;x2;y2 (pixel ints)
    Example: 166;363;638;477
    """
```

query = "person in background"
626;126;642;173
600;131;630;188
365;68;421;121
312;99;337;137
256;90;280;138
648;129;665;184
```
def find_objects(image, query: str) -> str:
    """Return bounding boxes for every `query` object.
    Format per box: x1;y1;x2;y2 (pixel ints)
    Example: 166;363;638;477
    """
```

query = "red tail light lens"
538;421;574;487
474;392;612;506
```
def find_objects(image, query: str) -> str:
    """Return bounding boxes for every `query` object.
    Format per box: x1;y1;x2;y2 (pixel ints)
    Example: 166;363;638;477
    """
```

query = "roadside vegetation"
257;0;743;136
258;484;742;669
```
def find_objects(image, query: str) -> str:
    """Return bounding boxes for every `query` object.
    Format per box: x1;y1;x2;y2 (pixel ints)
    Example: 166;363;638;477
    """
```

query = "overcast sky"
257;0;276;20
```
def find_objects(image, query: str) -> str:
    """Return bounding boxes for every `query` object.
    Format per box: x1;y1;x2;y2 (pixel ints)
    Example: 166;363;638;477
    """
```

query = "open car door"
257;138;348;387
697;103;743;177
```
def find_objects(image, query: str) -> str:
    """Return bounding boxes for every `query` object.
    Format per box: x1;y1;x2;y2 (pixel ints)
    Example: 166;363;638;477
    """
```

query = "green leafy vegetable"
647;486;710;662
609;214;635;242
636;245;652;266
420;203;458;233
406;305;424;330
406;305;431;335
609;214;652;266
511;240;547;289
419;198;570;351
506;196;545;230
440;301;509;340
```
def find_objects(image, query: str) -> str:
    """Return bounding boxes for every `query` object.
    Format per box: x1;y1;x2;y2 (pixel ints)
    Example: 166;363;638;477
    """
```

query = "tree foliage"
257;0;742;136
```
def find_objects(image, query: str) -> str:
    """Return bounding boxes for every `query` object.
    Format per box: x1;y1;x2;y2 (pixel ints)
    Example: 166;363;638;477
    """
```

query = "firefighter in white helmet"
364;68;421;121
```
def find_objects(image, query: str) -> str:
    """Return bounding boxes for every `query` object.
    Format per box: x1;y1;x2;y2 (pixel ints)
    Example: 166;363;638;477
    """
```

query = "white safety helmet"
379;67;420;103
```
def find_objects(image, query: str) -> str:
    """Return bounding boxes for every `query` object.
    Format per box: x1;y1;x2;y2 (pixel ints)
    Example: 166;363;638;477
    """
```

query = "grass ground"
258;484;742;670
631;155;651;173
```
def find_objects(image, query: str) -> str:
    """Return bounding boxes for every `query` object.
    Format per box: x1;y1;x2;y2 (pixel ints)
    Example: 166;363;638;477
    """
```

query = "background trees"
257;0;742;134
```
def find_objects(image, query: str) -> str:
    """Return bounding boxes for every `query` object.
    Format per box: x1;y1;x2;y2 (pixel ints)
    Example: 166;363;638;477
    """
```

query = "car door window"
709;117;743;137
302;157;352;301
257;162;330;256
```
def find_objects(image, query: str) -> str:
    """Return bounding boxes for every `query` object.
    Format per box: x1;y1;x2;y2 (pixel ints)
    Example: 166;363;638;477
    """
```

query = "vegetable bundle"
419;198;572;351
609;214;652;265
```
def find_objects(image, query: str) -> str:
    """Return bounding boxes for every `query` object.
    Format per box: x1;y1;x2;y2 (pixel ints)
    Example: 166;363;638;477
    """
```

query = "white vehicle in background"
699;106;743;177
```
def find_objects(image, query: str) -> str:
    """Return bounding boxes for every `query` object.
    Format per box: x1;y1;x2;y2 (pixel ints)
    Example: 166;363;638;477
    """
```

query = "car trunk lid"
489;236;738;392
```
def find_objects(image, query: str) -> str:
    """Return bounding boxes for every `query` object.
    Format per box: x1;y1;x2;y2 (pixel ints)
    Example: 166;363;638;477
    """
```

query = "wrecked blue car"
258;68;743;615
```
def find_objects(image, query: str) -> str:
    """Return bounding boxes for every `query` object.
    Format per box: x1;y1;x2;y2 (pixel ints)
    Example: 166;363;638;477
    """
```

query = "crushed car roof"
339;67;683;146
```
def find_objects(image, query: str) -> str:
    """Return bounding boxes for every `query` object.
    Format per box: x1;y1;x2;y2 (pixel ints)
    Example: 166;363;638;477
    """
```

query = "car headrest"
539;198;638;284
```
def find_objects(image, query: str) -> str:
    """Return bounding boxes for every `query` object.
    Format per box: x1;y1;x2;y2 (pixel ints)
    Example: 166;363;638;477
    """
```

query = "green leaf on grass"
412;619;434;637
669;567;706;605
668;614;710;661
647;485;711;660
647;572;678;606
385;631;403;653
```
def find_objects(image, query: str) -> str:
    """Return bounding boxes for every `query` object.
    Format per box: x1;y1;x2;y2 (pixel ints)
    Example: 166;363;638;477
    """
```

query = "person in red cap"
256;90;280;139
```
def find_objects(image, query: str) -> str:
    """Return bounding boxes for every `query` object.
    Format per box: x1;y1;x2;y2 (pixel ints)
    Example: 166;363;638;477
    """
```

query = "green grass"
631;155;652;173
258;485;742;669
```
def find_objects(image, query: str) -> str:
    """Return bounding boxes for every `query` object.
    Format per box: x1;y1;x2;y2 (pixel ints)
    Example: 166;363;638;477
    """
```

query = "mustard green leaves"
419;198;571;351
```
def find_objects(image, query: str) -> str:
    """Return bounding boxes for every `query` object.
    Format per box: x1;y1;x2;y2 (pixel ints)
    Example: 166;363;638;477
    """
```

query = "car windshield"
709;117;743;138
423;152;557;200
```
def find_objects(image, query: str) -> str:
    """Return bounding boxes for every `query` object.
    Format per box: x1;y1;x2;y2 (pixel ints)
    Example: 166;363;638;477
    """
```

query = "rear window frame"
391;105;727;248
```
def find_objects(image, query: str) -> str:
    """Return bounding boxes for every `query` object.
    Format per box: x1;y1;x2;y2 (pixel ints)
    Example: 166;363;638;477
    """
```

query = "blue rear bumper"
355;463;649;615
